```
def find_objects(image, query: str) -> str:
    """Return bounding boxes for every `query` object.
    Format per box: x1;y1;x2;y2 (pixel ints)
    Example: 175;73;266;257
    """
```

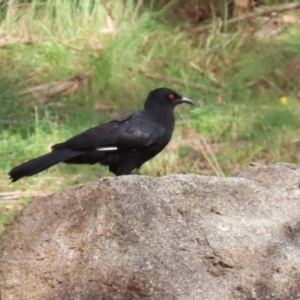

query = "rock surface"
1;163;300;300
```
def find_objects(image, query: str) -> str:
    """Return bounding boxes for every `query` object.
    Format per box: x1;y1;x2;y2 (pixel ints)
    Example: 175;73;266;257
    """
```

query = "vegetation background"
0;0;300;231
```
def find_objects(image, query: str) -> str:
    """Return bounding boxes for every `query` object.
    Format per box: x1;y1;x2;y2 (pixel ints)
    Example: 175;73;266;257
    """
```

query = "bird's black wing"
52;111;166;152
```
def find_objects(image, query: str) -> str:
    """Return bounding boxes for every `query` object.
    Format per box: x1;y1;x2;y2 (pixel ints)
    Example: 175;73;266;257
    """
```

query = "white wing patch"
96;147;118;151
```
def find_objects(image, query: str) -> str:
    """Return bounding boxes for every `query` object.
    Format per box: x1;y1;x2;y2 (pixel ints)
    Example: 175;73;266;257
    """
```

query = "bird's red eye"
169;94;175;100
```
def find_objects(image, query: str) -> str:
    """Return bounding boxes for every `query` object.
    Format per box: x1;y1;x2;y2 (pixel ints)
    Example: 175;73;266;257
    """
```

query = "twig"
0;200;20;203
0;191;48;201
5;0;15;20
194;2;300;33
0;37;100;56
140;70;219;92
0;120;28;124
133;0;143;20
196;139;219;176
54;38;104;56
100;0;115;23
172;135;224;176
55;40;88;54
0;37;33;48
198;135;225;177
18;74;90;103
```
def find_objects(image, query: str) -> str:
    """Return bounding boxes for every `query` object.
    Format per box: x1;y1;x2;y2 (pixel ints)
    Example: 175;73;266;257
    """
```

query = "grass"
0;0;300;231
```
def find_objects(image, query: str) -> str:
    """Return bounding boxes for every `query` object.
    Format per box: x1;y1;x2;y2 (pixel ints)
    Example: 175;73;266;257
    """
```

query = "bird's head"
144;87;197;110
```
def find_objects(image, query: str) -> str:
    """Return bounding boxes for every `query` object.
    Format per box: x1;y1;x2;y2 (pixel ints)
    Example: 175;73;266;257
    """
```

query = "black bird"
9;87;196;182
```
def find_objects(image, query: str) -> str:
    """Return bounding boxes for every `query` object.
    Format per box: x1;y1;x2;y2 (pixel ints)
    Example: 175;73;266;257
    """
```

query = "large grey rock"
1;163;300;300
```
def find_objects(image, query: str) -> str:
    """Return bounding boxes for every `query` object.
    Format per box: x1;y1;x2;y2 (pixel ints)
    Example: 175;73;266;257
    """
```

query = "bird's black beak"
176;96;197;106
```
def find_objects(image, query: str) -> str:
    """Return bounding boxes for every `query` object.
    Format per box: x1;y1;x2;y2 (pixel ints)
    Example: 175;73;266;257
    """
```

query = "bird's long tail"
9;149;81;182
